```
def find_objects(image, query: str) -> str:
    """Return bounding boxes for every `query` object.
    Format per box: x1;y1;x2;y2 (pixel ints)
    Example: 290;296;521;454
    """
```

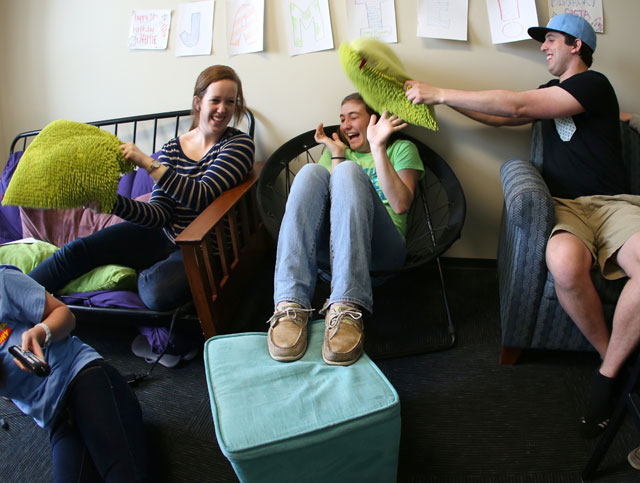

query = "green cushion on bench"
0;240;137;294
204;320;401;483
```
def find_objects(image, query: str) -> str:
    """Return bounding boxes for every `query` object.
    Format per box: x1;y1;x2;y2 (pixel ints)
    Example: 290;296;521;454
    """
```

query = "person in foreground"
28;65;255;313
0;265;152;482
405;13;640;441
267;93;424;366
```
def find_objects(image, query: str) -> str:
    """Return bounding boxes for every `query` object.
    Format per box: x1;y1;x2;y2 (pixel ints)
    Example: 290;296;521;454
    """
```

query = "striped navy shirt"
113;127;255;242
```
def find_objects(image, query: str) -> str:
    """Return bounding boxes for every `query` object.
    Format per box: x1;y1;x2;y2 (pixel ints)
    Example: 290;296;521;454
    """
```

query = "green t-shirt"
318;139;424;237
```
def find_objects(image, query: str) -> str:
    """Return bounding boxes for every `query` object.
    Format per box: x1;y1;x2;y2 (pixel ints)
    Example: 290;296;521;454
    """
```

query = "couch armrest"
176;161;268;339
498;158;556;354
500;158;554;230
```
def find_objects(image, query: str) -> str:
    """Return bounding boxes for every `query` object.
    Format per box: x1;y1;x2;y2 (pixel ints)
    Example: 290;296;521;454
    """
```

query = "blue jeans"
28;222;191;311
49;360;152;483
274;162;406;314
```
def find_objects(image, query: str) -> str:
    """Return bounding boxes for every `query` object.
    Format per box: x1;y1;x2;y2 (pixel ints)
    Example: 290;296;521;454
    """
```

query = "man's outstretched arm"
404;80;584;127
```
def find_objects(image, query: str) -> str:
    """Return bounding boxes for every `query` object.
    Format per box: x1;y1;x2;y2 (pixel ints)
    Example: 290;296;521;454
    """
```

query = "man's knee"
546;233;592;288
616;231;640;279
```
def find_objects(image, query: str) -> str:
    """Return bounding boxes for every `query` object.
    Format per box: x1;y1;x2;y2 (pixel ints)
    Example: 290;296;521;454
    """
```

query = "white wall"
1;0;638;259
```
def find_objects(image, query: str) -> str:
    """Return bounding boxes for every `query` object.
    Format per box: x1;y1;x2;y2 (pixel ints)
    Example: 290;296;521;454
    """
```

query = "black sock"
585;370;616;420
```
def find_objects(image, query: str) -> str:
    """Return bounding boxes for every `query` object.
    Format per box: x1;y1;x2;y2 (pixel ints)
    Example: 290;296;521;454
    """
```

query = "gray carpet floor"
1;259;639;482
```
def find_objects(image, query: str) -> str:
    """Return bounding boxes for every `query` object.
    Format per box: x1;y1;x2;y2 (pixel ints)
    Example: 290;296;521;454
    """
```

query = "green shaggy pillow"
2;120;134;213
339;38;438;131
0;240;137;295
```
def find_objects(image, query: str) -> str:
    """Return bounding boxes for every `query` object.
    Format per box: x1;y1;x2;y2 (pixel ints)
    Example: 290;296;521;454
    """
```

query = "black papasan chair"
256;126;466;358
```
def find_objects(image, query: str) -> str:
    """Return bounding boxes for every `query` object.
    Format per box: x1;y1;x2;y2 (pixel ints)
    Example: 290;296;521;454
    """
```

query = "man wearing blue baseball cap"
405;13;640;444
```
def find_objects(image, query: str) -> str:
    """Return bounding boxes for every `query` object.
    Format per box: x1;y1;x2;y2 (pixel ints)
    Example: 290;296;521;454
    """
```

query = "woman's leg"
50;416;101;483
137;248;192;311
29;222;175;294
51;360;153;483
327;161;406;314
273;163;331;308
268;164;330;361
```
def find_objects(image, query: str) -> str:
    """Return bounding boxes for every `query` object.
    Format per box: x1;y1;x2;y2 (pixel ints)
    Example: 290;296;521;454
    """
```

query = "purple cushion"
59;290;147;309
0;152;24;243
116;151;159;199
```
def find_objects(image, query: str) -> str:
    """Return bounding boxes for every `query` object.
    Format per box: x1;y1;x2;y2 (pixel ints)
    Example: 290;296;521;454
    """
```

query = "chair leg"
499;346;523;365
581;350;640;481
434;256;456;349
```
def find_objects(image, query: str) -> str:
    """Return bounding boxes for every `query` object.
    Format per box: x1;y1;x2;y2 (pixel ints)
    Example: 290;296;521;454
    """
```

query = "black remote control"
9;345;51;377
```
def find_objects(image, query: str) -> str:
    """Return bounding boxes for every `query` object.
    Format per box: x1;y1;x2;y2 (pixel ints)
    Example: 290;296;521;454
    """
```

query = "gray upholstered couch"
498;118;640;364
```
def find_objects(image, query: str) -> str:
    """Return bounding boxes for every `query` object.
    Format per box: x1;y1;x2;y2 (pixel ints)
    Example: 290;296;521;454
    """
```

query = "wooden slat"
176;161;267;338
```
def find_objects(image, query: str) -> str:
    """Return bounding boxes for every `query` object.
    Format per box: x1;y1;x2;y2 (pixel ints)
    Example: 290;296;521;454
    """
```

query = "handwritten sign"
128;10;171;50
486;0;539;44
548;0;603;33
283;0;334;56
417;0;468;41
227;0;264;55
346;0;398;44
176;1;215;57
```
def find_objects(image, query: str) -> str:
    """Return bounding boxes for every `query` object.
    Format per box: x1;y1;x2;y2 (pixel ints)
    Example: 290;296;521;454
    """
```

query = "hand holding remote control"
9;345;51;377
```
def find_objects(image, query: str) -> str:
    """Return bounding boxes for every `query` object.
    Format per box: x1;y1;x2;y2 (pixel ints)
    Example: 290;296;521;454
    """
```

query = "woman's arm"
20;292;75;362
314;124;347;171
112;133;253;226
120;142;168;181
111;192;174;228
367;111;420;214
155;134;255;212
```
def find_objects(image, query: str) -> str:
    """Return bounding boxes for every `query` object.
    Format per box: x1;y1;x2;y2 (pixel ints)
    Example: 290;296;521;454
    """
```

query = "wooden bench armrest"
176;161;268;339
177;161;264;243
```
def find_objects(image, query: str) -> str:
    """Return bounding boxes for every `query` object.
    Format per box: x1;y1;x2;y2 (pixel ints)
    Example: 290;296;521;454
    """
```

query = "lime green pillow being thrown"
0;240;137;295
339;38;438;131
2;120;134;213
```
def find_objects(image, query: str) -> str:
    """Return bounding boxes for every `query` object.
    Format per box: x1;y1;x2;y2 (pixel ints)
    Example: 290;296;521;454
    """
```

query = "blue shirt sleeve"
0;265;45;325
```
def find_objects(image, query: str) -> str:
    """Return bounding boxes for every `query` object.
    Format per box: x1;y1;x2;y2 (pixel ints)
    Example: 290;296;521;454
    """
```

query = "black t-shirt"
539;70;627;198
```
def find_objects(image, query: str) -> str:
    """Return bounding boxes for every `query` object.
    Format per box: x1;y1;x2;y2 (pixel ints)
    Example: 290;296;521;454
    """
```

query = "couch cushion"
0;240;137;295
20;193;151;249
0;152;24;243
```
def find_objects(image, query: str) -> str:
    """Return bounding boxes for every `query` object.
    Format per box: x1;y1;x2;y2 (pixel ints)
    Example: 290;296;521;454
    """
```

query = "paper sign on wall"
548;0;603;33
283;0;334;56
486;0;538;44
417;0;468;41
346;0;398;44
128;10;171;49
227;0;264;55
176;1;215;57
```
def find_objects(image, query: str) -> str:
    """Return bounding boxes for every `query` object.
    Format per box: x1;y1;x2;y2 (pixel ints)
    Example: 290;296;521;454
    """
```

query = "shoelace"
326;307;362;340
267;306;314;327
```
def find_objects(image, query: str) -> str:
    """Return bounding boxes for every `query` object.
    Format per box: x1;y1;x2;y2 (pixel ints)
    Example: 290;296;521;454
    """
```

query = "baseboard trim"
437;257;497;271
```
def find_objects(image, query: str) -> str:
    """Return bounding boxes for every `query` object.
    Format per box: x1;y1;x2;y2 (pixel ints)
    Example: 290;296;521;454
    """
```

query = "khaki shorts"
551;194;640;280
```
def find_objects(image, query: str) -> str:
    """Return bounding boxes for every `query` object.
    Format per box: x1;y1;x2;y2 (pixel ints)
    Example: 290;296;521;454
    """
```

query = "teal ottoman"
204;320;401;482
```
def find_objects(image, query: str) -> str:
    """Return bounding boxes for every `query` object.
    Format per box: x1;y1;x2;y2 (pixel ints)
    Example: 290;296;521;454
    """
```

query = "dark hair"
341;92;378;117
562;33;593;67
339;93;400;148
190;65;246;130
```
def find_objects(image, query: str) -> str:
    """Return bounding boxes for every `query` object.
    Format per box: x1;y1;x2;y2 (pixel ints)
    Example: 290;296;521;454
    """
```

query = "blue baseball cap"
528;13;597;52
